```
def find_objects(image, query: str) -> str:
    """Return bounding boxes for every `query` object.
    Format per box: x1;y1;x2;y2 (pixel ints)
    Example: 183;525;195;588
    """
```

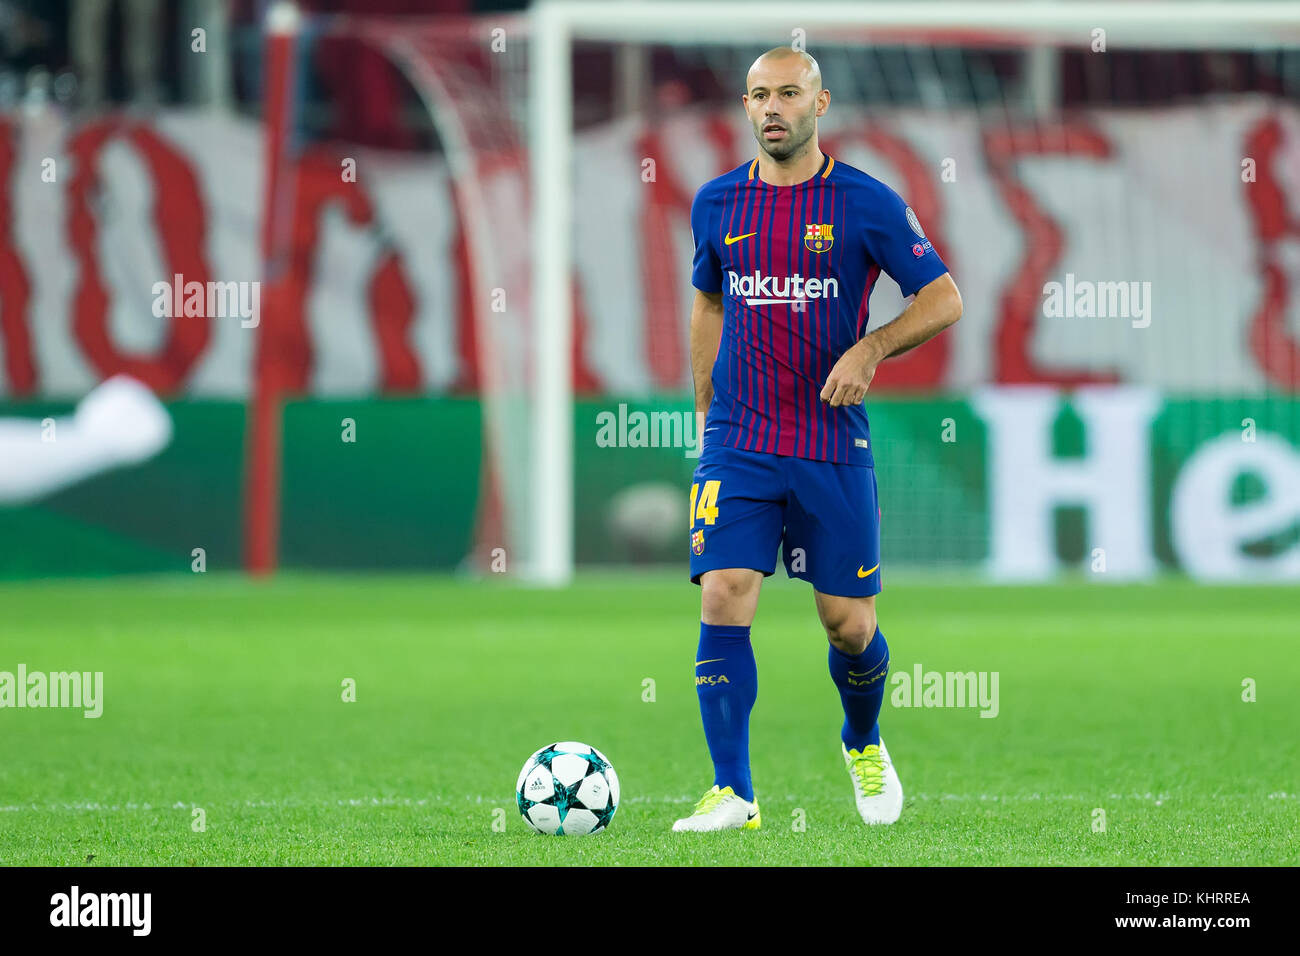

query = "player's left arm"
820;273;961;407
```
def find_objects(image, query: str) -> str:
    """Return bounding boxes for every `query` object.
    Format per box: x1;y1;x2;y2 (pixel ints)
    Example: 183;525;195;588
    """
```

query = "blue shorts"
688;443;882;597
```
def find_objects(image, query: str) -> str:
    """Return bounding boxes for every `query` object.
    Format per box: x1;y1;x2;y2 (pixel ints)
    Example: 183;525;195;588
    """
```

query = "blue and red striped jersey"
691;153;949;465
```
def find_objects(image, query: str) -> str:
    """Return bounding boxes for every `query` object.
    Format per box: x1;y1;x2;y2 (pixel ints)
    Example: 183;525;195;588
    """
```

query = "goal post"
529;0;1300;586
532;5;574;586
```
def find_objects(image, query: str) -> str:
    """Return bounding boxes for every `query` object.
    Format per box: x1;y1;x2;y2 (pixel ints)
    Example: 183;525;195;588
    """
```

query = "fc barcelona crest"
804;222;834;253
691;529;705;555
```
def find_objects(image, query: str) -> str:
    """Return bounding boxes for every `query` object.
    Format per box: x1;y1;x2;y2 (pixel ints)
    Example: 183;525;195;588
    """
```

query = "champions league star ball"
515;741;620;835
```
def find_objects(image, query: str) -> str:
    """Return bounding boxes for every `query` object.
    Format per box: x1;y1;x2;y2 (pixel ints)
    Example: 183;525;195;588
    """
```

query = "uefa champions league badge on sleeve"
905;206;925;237
906;207;933;256
691;529;706;555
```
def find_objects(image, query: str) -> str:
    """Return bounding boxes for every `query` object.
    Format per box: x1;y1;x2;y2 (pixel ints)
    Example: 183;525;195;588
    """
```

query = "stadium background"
0;0;1297;871
0;1;1297;583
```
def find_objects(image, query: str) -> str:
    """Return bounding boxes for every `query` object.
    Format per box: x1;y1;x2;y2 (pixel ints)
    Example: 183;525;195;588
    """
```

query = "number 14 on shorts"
689;480;721;528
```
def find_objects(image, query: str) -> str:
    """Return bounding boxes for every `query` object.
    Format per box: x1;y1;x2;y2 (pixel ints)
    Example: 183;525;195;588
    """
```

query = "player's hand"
820;340;881;407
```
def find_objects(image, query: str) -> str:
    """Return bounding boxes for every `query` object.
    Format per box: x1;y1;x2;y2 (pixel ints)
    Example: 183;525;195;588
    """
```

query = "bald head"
746;47;822;95
743;46;828;163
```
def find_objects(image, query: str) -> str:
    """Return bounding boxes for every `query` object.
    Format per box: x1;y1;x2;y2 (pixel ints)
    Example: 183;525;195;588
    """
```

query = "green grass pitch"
1;572;1295;866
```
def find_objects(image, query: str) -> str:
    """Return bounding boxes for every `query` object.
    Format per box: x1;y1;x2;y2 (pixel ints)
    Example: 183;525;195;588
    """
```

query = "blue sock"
695;623;757;802
828;627;890;751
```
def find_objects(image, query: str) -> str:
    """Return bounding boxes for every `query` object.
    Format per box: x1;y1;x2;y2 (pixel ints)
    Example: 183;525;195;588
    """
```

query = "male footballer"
675;47;962;831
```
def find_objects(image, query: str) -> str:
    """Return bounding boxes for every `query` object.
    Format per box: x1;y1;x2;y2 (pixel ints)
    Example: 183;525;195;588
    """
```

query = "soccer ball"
515;741;620;836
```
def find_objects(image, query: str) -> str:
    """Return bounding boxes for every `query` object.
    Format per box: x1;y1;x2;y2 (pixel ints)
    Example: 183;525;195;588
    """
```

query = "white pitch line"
1;792;1293;813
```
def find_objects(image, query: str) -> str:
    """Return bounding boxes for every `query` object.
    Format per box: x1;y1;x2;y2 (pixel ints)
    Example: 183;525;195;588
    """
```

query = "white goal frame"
528;0;1300;585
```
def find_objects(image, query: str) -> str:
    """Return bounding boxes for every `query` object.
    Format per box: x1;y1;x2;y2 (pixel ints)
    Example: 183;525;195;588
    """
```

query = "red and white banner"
1;99;1298;399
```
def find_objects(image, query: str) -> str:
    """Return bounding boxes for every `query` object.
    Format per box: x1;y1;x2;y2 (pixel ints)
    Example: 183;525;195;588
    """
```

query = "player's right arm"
689;183;725;430
690;289;724;417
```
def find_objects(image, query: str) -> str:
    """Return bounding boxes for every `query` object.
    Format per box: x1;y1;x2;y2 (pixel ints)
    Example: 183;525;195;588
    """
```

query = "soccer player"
674;47;962;831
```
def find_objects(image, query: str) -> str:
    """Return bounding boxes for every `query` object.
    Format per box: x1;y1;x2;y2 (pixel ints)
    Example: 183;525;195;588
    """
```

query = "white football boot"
671;785;761;832
843;738;904;825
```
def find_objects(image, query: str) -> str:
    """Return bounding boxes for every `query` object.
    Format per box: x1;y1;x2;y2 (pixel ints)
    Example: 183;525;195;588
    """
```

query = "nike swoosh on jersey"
724;231;757;246
695;657;726;666
857;563;880;578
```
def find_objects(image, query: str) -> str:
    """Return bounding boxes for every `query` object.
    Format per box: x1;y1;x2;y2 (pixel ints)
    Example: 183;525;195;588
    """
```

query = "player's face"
743;63;825;161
